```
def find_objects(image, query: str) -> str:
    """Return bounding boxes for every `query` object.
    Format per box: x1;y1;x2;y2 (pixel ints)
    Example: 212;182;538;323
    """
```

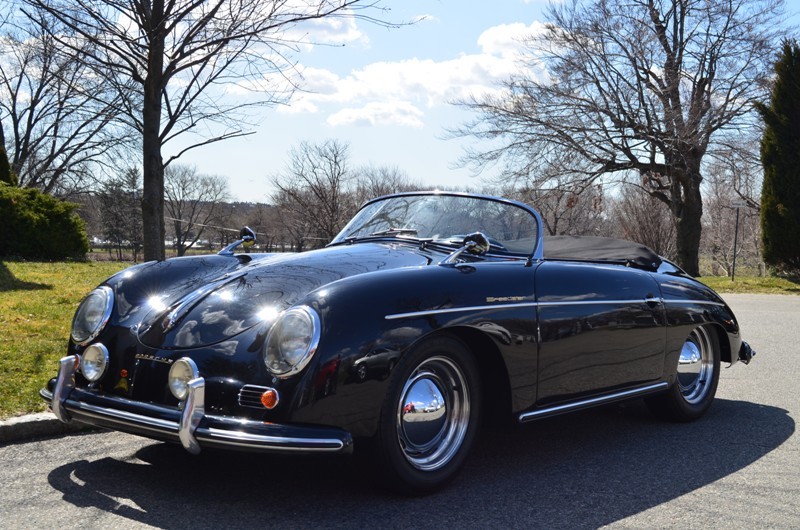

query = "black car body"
42;192;755;493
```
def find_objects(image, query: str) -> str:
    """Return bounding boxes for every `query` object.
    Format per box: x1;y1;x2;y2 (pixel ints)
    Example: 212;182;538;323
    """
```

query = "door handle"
644;295;662;305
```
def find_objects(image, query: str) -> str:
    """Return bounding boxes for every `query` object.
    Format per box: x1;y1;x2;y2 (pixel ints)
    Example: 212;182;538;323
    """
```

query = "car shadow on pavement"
46;398;793;528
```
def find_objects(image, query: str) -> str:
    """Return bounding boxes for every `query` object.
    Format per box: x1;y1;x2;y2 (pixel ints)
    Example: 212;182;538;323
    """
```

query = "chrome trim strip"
537;299;656;307
196;428;345;452
662;299;726;307
70;401;179;432
52;355;78;423
386;297;725;320
518;382;669;423
385;303;539;321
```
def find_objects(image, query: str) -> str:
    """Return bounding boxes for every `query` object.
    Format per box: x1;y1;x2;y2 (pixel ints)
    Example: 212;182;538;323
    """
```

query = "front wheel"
372;335;481;494
646;325;721;422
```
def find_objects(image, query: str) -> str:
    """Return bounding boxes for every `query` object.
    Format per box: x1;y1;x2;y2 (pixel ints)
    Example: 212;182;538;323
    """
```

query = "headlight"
264;306;320;378
168;357;199;400
71;286;113;345
80;343;109;382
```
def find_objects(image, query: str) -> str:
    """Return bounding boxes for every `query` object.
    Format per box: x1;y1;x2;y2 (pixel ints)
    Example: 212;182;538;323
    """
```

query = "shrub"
758;40;800;274
0;184;89;260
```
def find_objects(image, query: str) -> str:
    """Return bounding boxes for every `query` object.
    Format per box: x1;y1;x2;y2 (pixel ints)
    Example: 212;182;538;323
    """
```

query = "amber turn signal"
260;389;279;409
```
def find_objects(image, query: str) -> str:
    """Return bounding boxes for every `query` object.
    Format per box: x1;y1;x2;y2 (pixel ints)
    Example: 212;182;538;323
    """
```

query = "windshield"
331;194;540;255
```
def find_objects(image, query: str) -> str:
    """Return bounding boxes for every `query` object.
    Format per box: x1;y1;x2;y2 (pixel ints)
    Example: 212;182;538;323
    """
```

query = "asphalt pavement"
0;293;798;528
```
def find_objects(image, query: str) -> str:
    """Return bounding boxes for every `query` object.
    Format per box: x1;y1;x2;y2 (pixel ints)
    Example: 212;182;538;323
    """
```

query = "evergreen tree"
757;40;800;273
0;122;17;186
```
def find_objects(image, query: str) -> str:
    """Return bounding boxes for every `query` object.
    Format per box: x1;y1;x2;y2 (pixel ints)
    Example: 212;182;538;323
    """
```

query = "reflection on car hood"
133;243;431;349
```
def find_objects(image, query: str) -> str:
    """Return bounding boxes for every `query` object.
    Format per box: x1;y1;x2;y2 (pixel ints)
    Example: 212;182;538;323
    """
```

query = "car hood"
133;242;432;349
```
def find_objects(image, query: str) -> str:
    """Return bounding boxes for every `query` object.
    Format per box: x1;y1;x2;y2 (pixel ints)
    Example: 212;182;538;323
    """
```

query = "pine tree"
757;40;800;273
0;122;17;186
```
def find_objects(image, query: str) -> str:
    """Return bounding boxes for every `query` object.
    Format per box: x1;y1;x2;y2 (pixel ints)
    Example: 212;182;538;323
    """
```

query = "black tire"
372;335;481;495
646;325;721;422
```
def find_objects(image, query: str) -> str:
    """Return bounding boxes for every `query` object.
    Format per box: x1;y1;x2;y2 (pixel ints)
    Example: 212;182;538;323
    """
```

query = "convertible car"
41;191;755;493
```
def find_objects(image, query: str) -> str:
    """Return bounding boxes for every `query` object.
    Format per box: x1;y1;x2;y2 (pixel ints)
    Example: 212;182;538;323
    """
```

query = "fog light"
168;358;199;400
80;343;109;382
260;389;279;409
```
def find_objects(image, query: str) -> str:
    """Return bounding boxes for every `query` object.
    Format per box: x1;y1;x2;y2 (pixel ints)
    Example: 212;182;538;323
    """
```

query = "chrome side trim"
386;297;725;320
196;428;345;452
179;378;205;454
662;299;726;307
53;355;78;423
518;382;669;423
386;303;539;321
537;299;658;307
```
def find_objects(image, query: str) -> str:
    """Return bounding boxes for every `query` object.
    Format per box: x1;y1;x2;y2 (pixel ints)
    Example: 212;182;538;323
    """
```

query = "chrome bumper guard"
42;354;352;455
738;341;756;365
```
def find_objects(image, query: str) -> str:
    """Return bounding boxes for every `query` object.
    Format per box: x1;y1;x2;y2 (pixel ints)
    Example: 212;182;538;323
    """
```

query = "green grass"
0;261;130;419
698;275;800;294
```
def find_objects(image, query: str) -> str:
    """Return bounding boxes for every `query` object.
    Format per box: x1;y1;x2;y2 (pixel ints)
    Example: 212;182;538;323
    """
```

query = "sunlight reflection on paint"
148;296;167;312
258;306;279;322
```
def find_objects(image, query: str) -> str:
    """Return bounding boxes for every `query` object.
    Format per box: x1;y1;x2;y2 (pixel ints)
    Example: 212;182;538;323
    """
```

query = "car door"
534;261;666;405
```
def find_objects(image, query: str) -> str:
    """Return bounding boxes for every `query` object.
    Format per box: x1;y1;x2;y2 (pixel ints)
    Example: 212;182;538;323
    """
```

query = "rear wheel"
647;325;720;422
372;335;481;495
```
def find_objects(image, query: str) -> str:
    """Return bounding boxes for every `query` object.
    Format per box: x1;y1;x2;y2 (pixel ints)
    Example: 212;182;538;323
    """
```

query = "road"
1;294;798;529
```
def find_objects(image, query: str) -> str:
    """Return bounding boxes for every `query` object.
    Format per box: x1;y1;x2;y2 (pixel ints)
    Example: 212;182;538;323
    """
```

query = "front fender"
288;261;540;437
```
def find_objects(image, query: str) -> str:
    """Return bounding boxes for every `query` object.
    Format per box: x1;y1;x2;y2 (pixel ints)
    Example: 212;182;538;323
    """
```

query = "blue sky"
174;0;553;201
175;0;800;202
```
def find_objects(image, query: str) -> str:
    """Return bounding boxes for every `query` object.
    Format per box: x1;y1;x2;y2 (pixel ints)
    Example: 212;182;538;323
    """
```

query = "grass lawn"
0;261;130;419
698;275;800;294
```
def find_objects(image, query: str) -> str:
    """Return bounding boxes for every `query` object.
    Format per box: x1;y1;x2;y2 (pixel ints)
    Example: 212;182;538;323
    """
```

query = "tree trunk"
141;2;166;262
673;175;703;277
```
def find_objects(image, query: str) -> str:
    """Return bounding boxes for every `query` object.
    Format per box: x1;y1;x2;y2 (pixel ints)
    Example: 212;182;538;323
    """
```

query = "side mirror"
440;231;491;266
240;226;256;248
219;226;257;256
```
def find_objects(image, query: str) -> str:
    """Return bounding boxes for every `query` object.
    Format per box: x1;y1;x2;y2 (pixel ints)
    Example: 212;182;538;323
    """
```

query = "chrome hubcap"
397;356;470;471
677;327;714;404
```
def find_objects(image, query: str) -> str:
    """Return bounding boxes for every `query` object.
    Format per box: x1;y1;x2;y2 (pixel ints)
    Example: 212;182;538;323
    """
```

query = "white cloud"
477;21;547;57
327;101;424;127
280;21;547;128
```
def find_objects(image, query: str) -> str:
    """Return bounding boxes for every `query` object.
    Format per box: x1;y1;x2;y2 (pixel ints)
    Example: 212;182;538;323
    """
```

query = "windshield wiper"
369;227;418;237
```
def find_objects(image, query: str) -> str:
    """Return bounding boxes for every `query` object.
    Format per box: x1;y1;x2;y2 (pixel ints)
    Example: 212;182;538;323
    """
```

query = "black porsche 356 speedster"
42;191;755;493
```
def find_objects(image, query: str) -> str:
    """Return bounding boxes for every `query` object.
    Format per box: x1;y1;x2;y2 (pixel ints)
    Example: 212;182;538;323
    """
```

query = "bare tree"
608;188;676;259
271;139;358;247
511;183;606;237
22;0;389;261
457;0;784;276
352;163;419;204
0;9;134;197
164;164;229;256
701;161;762;276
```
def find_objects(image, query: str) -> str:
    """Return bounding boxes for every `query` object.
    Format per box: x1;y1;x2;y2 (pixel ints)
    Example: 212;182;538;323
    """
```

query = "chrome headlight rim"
168;357;200;401
264;305;321;379
71;285;114;346
80;343;109;382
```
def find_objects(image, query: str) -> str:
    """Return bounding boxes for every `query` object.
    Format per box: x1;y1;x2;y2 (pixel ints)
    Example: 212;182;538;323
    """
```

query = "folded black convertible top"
543;235;662;271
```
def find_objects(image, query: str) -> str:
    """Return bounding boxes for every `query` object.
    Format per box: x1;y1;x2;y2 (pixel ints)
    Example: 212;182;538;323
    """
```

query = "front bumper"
41;355;352;455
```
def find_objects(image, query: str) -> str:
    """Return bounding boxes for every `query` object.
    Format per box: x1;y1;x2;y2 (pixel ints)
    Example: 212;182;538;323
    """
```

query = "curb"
0;412;95;444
